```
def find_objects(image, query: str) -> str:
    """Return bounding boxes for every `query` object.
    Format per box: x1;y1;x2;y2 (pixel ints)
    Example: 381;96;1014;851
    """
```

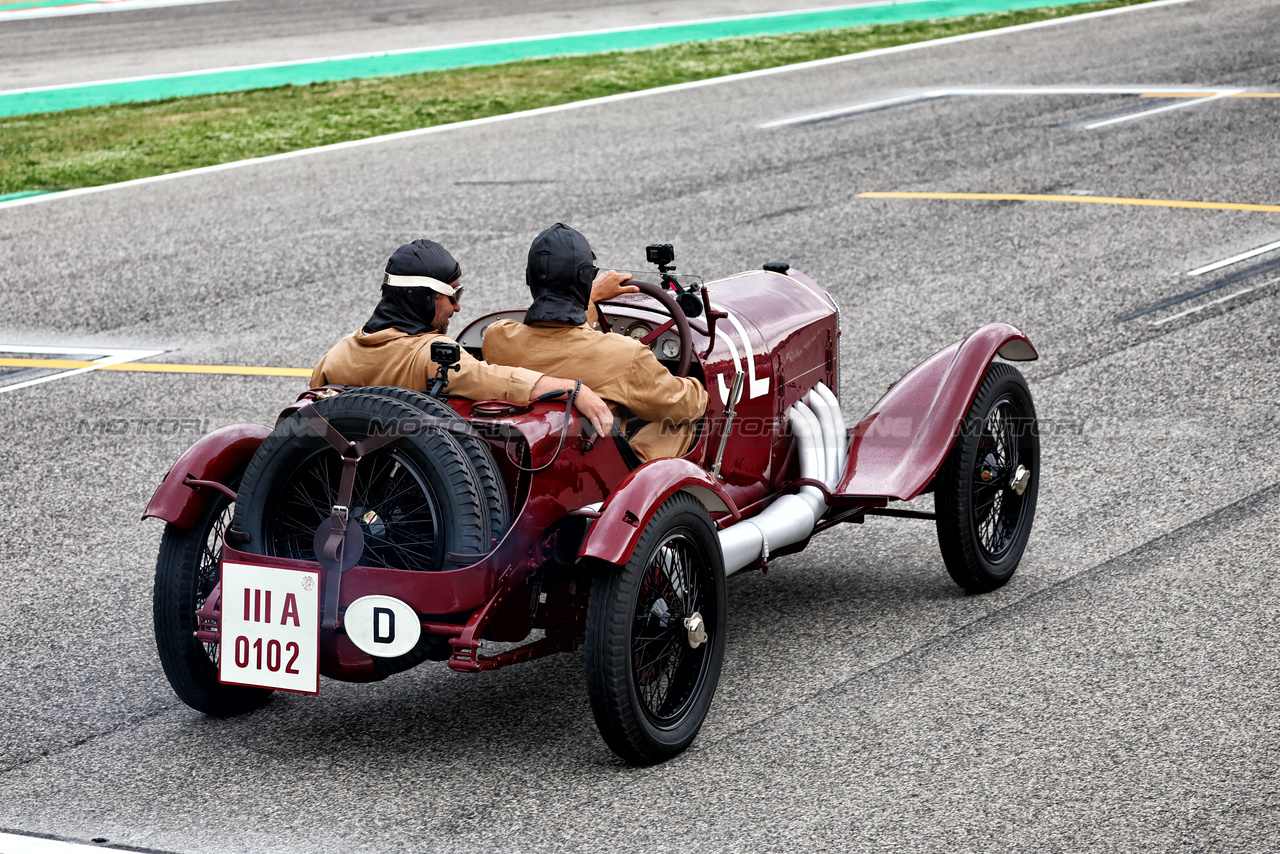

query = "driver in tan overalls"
310;238;615;437
482;223;708;461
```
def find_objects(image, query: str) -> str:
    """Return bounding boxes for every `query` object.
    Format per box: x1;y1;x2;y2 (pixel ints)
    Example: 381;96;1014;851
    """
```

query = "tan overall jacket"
311;327;542;402
482;305;707;461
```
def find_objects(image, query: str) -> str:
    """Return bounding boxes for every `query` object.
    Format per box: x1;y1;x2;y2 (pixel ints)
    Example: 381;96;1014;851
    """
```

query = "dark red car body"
145;268;1035;683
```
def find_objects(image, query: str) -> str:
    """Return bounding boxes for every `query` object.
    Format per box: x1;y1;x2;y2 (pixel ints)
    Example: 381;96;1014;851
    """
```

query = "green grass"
0;0;1151;196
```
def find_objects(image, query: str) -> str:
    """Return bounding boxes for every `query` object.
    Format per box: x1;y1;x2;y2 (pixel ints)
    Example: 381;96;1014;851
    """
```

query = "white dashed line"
1186;238;1280;276
0;830;136;854
760;84;1242;128
1149;278;1280;326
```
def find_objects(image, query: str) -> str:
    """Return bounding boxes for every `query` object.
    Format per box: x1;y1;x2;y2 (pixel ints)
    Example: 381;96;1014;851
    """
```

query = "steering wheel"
598;279;693;377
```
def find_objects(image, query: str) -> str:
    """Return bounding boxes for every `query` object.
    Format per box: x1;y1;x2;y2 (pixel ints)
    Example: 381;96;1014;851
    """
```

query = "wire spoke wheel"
935;362;1039;593
265;447;444;572
586;493;727;765
632;531;708;725
153;471;272;716
971;398;1028;560
195;501;234;666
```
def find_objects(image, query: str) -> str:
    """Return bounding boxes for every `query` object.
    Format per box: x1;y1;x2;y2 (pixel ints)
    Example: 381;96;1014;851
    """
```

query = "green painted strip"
0;190;50;202
0;0;111;11
1;0;1108;117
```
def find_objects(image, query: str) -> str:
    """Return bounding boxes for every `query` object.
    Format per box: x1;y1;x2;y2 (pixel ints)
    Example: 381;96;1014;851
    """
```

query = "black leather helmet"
524;223;597;326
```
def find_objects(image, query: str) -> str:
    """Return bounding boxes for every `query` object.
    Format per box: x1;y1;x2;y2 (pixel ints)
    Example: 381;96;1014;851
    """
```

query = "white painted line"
758;90;946;127
1082;89;1240;129
1149;278;1278;326
760;84;1239;128
0;830;125;853
0;344;165;393
0;0;244;24
1186;238;1280;276
0;0;1196;213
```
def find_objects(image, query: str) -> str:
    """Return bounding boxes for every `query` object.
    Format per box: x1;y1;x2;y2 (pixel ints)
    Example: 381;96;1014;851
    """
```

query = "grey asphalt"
0;0;873;90
1;0;1278;851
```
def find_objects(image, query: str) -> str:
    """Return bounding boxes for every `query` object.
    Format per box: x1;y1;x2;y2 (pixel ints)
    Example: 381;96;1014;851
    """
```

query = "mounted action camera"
430;341;460;367
646;243;675;268
428;341;462;398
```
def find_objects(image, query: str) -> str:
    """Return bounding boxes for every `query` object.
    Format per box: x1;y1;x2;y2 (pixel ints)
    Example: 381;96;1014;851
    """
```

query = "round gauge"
660;337;681;359
627;323;651;341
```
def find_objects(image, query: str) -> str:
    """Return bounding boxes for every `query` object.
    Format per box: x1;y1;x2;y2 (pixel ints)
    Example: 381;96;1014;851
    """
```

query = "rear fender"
577;458;740;567
142;423;272;527
832;323;1037;502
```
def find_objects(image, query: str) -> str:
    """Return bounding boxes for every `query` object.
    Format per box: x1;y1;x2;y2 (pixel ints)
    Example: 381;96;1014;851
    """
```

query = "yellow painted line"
1140;92;1280;98
856;192;1280;213
0;357;311;377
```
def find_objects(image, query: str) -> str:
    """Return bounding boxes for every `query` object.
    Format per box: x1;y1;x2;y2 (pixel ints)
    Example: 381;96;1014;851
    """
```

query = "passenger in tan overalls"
483;224;708;461
311;239;614;436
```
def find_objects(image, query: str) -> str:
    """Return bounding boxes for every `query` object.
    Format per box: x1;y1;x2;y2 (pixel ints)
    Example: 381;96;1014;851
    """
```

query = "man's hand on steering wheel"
591;270;638;303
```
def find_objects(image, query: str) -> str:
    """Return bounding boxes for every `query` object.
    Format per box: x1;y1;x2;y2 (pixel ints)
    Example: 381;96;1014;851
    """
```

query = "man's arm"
531;376;614;438
620;347;709;425
438;343;613;437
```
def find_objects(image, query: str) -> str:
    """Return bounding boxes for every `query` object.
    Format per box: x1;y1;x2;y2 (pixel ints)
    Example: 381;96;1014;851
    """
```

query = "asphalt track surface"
0;0;870;90
1;0;1278;850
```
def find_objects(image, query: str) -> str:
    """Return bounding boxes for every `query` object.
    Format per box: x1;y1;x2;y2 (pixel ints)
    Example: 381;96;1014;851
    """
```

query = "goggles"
384;272;464;302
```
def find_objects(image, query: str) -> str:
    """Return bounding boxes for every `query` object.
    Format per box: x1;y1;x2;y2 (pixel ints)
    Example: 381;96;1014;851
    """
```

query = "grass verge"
1;0;1153;196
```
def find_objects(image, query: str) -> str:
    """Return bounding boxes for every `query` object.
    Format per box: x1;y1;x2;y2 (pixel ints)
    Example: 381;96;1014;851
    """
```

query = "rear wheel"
153;474;272;716
935;362;1039;593
585;492;727;765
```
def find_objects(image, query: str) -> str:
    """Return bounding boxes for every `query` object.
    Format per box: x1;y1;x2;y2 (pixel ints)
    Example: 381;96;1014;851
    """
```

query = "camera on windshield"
646;243;675;268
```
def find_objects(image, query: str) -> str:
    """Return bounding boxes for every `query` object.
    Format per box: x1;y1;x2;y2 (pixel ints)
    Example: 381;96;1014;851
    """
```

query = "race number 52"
219;562;320;694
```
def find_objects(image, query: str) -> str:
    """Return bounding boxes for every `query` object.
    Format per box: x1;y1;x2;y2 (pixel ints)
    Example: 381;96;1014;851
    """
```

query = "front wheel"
935;361;1039;593
584;492;727;765
153;474;272;716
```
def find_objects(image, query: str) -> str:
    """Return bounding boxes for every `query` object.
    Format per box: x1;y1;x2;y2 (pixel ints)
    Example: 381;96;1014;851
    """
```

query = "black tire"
355;386;510;548
935;362;1040;593
584;492;727;765
153;473;273;716
235;392;489;572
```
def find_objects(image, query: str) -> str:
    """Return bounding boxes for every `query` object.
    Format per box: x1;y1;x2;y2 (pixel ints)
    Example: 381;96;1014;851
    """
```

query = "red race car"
146;246;1039;765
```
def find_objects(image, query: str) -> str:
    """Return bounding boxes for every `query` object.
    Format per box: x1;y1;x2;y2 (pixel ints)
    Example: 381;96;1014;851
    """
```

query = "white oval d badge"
344;595;421;658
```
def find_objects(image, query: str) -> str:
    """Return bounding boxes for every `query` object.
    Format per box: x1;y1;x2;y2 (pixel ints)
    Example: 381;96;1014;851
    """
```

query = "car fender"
832;323;1037;502
577;457;740;567
142;423;272;527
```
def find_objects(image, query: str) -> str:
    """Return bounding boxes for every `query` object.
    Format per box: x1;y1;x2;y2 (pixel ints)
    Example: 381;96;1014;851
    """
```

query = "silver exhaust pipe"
719;383;841;574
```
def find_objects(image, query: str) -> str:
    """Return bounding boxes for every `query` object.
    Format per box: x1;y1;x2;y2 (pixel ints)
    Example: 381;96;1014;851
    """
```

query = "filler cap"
763;262;791;275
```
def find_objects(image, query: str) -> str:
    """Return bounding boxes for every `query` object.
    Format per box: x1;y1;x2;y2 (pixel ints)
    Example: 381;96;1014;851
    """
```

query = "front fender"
578;458;740;567
142;423;272;527
832;323;1037;502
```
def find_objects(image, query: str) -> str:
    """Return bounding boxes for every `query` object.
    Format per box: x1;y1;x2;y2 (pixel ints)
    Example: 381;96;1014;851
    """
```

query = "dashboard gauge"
660;337;681;359
627;323;651;341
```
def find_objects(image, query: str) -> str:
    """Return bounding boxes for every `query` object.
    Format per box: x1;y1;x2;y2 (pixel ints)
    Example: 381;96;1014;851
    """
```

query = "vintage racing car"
146;246;1039;765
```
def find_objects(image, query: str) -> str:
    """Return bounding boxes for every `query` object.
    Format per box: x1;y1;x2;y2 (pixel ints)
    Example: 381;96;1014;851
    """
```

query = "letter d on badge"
345;595;420;658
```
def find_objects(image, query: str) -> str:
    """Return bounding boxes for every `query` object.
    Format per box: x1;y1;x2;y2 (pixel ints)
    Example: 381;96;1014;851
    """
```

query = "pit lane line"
0;355;310;394
0;0;1193;213
0;345;166;394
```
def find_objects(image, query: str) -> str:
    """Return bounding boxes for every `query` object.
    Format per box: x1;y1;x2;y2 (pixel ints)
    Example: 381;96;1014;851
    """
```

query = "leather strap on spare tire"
233;392;489;632
295;400;407;631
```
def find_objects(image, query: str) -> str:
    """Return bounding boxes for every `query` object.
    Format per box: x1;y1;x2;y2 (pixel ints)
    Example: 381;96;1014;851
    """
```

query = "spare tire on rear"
356;385;510;547
234;391;489;572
